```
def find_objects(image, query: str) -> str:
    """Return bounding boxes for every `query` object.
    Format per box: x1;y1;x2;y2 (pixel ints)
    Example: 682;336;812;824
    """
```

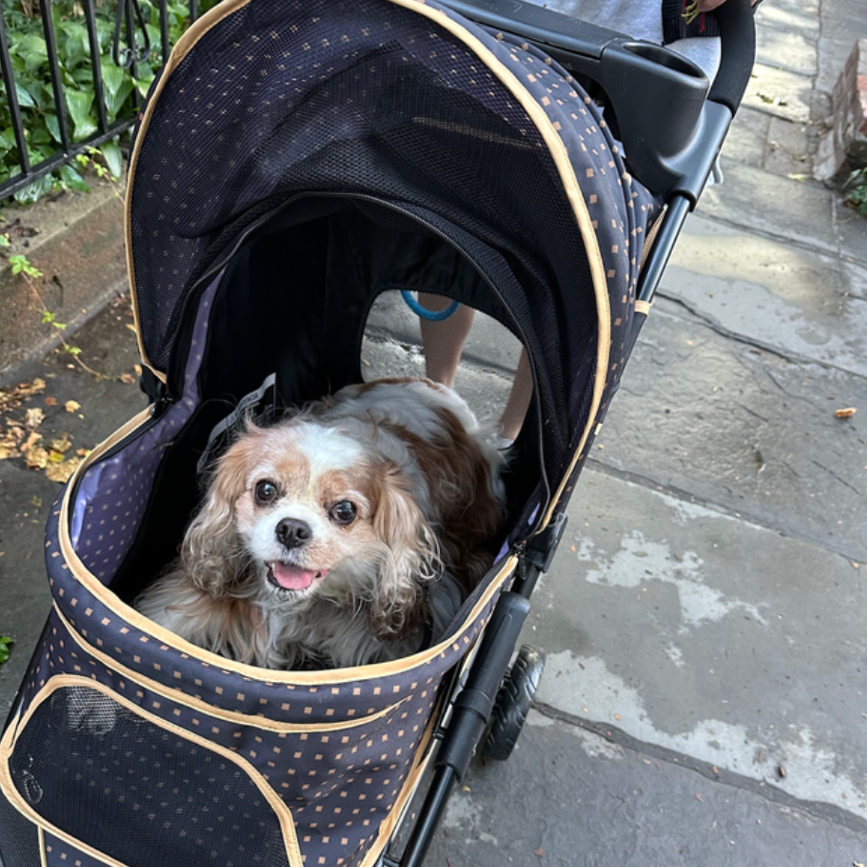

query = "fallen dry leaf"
24;445;49;469
779;765;787;778
534;847;544;858
44;456;83;483
49;433;73;454
0;378;46;411
119;372;136;385
65;400;81;414
835;407;857;418
44;396;58;407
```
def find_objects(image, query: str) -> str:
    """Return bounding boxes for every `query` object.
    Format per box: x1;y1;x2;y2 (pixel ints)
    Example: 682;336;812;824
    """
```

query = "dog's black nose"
275;518;312;549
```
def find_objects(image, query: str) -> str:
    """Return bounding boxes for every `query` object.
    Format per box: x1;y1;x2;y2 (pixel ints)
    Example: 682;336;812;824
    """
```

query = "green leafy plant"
844;166;867;217
1;0;220;205
0;635;12;667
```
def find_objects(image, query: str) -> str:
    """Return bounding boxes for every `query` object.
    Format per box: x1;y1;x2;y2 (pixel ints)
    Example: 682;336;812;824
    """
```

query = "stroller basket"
0;1;755;865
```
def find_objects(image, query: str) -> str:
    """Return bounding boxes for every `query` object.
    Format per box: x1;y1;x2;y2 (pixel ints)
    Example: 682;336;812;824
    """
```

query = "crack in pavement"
532;700;867;838
582;458;864;565
655;291;867;381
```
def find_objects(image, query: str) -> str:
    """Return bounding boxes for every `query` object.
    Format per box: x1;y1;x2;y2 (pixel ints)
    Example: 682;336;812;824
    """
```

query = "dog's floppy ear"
370;465;439;641
182;430;256;595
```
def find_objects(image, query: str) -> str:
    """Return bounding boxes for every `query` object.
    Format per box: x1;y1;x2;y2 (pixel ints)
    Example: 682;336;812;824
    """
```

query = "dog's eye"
329;501;357;525
254;480;279;505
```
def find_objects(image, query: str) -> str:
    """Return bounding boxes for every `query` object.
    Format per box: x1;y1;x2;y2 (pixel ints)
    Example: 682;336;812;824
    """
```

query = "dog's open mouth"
267;561;330;592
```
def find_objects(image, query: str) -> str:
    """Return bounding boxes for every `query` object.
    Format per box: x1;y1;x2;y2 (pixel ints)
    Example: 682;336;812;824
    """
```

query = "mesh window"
7;686;292;867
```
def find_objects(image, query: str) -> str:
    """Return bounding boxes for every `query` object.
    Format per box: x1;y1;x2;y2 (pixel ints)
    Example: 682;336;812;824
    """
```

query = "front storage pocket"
1;678;300;867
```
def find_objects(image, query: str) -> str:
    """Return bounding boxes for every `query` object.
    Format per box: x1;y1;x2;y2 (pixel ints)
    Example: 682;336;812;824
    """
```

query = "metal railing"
0;0;201;202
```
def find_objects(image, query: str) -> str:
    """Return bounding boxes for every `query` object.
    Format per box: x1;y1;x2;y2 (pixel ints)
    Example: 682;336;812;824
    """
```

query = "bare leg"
418;293;475;388
498;349;533;443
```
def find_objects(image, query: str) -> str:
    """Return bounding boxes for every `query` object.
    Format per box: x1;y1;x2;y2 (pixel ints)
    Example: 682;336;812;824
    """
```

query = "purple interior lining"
69;274;222;584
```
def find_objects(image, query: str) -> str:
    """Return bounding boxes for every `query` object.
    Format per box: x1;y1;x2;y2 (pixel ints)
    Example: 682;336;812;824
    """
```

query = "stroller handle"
439;0;757;197
709;0;758;114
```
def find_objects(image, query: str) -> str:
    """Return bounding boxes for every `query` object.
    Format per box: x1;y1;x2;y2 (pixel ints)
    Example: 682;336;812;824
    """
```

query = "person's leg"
497;349;532;444
418;294;475;388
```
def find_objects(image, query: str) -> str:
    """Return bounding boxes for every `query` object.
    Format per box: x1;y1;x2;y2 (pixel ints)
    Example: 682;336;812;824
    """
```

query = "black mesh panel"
0;777;40;867
7;686;291;867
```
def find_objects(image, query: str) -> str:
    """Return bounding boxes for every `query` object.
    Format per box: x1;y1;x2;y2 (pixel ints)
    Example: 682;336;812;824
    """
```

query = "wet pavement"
2;0;867;865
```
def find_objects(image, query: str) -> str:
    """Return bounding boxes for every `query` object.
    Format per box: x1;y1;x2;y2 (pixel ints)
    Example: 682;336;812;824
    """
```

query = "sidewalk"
1;0;867;864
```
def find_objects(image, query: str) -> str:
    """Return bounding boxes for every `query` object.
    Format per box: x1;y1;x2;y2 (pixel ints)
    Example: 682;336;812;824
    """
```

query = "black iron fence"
0;0;207;204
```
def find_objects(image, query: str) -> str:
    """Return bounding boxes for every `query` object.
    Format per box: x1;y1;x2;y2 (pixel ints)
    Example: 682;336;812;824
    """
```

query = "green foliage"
8;253;43;277
844;166;867;217
0;635;12;667
1;0;221;205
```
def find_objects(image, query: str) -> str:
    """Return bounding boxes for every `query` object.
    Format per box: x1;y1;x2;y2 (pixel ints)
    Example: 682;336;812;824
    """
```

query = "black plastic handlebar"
709;0;757;113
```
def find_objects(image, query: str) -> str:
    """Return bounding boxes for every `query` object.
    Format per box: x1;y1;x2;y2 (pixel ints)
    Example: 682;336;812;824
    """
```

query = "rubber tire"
482;644;546;761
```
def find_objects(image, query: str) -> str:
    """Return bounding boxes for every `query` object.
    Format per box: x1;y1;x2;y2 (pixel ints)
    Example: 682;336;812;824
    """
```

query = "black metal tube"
190;0;200;24
83;0;109;133
159;0;171;65
0;9;30;176
39;0;71;151
636;194;691;305
0;119;133;200
395;766;458;867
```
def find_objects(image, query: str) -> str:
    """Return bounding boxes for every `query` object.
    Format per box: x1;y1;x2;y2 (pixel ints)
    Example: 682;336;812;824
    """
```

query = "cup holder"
621;41;707;80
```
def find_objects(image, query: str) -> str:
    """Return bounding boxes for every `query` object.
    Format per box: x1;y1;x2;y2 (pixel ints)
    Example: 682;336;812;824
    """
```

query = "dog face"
182;417;438;637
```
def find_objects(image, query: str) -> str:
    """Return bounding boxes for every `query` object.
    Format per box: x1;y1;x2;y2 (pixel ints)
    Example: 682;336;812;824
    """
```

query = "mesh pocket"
4;684;294;867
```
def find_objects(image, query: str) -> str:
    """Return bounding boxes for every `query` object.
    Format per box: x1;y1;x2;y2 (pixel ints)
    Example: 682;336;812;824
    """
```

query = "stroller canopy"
125;0;660;525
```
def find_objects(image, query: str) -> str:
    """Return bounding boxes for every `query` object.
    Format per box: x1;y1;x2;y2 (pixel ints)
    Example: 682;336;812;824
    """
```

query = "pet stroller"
0;0;755;864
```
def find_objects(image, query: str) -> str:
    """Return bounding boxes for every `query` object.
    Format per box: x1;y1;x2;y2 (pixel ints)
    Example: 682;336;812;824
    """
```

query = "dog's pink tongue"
270;562;322;590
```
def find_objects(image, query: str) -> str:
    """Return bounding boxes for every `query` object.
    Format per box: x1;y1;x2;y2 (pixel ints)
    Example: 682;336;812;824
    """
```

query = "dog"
136;378;506;669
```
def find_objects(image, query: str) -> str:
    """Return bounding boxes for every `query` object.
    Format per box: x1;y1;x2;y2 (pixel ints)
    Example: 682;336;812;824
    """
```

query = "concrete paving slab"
594;305;867;563
755;0;820;40
662;214;867;374
721;107;771;171
755;22;817;77
528;469;867;819
407;710;867;867
696;162;844;256
742;64;812;125
764;115;812;176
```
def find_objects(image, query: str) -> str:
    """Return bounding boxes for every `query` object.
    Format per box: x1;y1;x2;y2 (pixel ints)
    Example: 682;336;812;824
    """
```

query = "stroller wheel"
482;644;546;761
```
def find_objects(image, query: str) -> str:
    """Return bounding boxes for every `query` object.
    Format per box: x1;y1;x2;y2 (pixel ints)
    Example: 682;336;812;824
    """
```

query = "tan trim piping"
635;300;651;316
54;603;411;732
0;676;303;867
38;828;48;867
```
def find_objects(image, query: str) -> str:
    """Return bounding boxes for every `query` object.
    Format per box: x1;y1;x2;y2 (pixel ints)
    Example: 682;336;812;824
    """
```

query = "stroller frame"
0;2;755;865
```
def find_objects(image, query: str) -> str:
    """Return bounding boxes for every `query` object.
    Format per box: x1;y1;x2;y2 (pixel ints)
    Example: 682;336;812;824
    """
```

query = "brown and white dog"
136;378;505;669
